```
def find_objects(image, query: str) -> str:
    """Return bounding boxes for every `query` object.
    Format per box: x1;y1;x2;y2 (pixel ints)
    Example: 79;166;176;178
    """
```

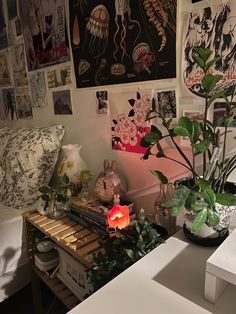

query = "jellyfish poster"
182;0;236;98
110;90;152;154
69;0;177;88
19;0;70;71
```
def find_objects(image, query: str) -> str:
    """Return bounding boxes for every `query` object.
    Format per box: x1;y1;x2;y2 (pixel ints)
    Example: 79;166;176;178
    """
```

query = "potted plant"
87;208;165;291
141;47;236;245
38;173;72;219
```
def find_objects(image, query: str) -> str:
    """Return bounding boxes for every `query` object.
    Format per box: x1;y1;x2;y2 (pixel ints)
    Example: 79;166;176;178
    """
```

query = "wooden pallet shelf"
24;211;102;314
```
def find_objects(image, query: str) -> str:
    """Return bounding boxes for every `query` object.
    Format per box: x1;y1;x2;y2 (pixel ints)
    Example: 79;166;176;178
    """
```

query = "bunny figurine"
95;159;128;203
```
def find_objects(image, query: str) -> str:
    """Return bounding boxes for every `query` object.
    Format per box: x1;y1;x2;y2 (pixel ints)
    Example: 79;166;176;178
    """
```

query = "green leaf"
143;132;161;143
203;188;216;207
202;74;223;93
62;173;69;184
191;208;207;233
149;170;168;184
142;147;152;160
208;90;225;107
151;125;162;137
193;47;213;63
171;206;181;216
192;141;209;155
174;117;201;143
197;178;210;190
151;98;156;111
207;210;220;227
192;54;205;69
216;193;236;206
126;249;135;260
38;185;53;194
192;202;208;212
140;137;150;148
205;57;222;72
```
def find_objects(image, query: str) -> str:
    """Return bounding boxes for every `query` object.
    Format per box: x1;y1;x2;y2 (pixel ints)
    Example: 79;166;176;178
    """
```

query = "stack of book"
68;199;135;236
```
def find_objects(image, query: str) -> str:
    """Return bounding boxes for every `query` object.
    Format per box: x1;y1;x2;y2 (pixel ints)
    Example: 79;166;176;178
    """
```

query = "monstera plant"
141;47;236;242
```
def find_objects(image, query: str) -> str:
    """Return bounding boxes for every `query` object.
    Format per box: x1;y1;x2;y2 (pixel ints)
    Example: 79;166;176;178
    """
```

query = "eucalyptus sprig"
87;209;164;291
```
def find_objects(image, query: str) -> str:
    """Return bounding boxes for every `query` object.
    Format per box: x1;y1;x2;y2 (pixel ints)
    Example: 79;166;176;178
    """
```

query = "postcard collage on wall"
1;1;235;153
0;0;71;120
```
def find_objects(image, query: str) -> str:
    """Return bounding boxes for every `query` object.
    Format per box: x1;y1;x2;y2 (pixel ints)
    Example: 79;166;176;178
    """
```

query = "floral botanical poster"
182;0;236;98
111;91;151;153
156;90;176;118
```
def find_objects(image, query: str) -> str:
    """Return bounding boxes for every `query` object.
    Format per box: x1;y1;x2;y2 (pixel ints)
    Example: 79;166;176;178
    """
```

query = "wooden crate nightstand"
24;211;101;314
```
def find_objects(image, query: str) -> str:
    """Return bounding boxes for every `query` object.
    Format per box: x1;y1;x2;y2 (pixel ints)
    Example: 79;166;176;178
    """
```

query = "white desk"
68;231;236;314
205;229;236;303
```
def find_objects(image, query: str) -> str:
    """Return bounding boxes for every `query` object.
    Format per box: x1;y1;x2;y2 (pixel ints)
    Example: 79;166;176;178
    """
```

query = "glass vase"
154;183;176;237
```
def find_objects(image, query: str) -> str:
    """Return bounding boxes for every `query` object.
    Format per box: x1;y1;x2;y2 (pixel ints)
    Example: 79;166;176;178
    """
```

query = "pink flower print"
127;122;137;136
130;136;138;146
120;131;131;144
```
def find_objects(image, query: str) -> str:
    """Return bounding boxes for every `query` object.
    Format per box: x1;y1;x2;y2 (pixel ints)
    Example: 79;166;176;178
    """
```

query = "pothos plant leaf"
202;74;223;93
207;209;220;227
191;208;208;233
193;47;213;63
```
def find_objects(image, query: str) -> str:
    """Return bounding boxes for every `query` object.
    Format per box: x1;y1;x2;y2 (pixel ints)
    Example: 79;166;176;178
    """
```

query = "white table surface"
68;231;236;314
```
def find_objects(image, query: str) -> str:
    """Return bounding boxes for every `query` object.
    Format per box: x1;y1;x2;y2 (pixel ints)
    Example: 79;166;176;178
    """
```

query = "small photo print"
96;90;108;114
156;90;176;118
2;88;17;120
213;102;236;128
183;110;204;121
47;65;72;88
16;94;33;119
53;90;72;115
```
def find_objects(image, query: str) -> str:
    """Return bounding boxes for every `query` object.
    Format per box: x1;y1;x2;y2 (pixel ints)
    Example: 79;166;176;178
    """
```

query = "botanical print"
15;94;33;119
69;0;177;88
29;71;47;107
47;64;72;88
156;90;176;118
12;43;28;87
53;90;72;115
213;102;236;128
7;0;17;21
182;0;236;97
19;0;70;71
96;90;108;114
2;88;17;120
0;89;5;119
0;0;8;50
0;51;11;87
111;91;151;153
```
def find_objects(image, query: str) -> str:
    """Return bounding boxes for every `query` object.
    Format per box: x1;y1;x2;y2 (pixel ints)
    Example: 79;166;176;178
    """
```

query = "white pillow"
1;125;65;208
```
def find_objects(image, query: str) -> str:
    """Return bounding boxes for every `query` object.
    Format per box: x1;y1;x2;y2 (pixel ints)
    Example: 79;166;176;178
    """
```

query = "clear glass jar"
154;183;176;237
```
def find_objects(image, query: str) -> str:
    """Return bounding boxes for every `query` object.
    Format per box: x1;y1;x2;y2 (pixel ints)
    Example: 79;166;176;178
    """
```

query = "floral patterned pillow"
1;125;65;209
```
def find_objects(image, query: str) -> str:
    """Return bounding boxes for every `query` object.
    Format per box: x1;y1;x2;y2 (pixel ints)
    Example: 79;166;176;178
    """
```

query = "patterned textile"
0;125;65;208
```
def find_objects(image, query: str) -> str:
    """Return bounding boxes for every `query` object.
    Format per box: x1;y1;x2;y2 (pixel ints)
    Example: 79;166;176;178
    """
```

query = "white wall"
1;0;236;213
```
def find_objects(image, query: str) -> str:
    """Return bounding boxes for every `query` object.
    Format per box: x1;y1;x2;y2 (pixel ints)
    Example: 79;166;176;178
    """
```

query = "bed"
0;125;65;302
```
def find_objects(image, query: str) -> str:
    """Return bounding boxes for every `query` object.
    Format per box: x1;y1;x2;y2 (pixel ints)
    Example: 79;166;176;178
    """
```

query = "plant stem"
167;130;194;172
203;95;208;177
164;156;198;176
